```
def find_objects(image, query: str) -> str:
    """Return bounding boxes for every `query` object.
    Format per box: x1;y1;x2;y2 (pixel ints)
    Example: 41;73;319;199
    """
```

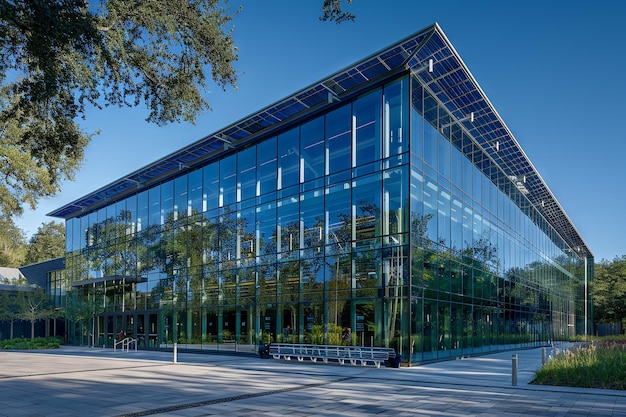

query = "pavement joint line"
113;376;355;417
0;364;170;380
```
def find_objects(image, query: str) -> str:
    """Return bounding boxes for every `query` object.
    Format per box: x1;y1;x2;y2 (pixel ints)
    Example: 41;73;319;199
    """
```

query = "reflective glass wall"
60;73;590;364
408;74;588;362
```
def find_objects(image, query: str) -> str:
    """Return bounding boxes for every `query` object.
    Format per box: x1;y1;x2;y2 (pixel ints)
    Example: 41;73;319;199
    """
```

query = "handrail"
114;337;138;352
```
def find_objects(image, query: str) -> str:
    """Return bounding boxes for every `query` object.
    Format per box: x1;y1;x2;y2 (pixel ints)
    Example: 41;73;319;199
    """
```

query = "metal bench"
268;343;400;368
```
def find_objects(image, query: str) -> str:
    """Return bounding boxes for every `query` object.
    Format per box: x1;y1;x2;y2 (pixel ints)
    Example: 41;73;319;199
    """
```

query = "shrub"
0;337;61;350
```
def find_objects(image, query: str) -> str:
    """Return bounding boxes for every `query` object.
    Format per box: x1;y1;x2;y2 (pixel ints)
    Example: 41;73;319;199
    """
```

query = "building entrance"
100;311;159;349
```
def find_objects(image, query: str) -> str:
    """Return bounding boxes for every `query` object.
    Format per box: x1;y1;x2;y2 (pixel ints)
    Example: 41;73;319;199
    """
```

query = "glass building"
49;23;593;365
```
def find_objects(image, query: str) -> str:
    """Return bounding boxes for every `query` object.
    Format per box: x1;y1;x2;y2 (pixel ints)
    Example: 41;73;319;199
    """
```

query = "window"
326;105;351;175
278;127;300;189
301;116;325;182
353;89;382;165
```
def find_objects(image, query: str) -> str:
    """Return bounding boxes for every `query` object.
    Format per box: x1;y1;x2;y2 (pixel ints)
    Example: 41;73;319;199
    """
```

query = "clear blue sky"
16;0;626;262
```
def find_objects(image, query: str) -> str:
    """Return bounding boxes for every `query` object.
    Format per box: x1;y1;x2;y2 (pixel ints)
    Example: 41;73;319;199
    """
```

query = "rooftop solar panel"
48;23;591;258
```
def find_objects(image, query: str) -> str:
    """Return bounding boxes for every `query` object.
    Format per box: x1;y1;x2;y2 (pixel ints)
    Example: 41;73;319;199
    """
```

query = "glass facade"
55;27;592;365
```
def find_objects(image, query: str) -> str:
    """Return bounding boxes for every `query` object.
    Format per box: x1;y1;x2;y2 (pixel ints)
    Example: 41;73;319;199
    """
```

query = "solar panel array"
49;23;591;258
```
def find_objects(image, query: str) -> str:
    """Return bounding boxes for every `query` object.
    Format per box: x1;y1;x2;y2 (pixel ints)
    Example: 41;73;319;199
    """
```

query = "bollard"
173;343;178;364
511;354;518;386
542;347;546;365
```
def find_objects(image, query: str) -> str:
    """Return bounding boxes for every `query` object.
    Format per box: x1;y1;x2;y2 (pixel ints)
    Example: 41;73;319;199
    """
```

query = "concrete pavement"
1;343;625;416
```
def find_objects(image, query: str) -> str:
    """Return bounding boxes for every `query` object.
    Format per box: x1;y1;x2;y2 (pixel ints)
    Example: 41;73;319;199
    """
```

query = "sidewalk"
1;344;625;416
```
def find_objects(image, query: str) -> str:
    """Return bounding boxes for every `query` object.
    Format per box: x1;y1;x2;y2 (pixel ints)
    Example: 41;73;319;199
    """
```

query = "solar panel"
48;23;591;258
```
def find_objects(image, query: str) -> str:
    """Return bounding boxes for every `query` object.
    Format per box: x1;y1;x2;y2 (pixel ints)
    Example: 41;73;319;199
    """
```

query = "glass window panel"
355;248;380;298
220;154;237;207
411;80;424;158
149;185;161;227
238;206;256;264
237;146;257;202
97;207;107;243
278;127;300;189
424;122;438;170
353;89;382;165
326;180;352;244
301;188;325;252
301;256;324;299
106;204;116;237
423;176;438;243
481;173;490;211
65;218;73;253
85;211;96;247
188;169;203;215
473;208;483;246
422;90;438;169
277;195;300;260
383;167;407;237
301;116;325;182
451;142;463;188
126;194;137;236
451;194;463;252
137;190;148;233
159;180;173;226
354;172;381;241
257;201;276;257
410;168;425;244
257;137;277;196
174;175;188;219
203;162;219;213
326;104;351;175
437;188;451;247
384;77;408;158
438;134;450;180
462;154;473;199
473;161;483;204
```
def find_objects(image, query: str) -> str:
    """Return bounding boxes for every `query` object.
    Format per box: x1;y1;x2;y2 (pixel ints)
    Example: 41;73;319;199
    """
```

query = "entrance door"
102;311;159;349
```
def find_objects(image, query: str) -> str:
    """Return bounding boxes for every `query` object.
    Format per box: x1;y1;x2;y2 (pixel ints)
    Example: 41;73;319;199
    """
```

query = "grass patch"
0;337;61;350
533;341;626;390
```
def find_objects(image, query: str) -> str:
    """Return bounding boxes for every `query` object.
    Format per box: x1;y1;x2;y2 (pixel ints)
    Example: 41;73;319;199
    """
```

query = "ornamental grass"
533;341;626;390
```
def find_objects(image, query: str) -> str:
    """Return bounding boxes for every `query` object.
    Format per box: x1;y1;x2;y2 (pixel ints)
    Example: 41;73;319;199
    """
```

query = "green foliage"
0;336;61;350
19;286;58;339
534;342;626;390
0;0;239;219
0;215;27;267
320;0;355;24
24;221;65;264
0;290;21;340
591;256;626;329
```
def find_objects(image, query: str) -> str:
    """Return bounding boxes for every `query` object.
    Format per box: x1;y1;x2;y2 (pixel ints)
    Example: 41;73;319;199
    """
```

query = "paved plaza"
1;343;625;416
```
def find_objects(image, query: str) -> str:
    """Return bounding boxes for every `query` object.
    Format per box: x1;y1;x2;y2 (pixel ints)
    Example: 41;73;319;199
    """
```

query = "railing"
268;343;400;368
114;337;137;352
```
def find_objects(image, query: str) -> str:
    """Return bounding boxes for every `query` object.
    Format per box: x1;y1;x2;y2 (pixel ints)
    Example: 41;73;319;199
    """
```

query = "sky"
15;0;626;263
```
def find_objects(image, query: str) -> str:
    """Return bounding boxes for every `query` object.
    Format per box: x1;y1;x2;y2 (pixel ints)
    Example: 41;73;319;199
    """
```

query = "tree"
0;289;21;338
0;0;239;219
0;215;26;267
591;256;626;330
0;0;352;221
19;285;56;340
24;221;65;264
320;0;355;24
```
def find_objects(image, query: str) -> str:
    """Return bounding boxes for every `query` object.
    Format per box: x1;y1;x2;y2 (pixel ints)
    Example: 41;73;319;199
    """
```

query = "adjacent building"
48;23;593;365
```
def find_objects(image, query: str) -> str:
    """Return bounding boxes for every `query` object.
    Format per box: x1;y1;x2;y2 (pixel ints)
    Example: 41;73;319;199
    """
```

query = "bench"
268;343;401;368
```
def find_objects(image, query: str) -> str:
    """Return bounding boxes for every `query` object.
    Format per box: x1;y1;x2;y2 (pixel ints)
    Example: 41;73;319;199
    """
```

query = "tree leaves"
591;256;626;328
0;0;239;219
320;0;355;24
